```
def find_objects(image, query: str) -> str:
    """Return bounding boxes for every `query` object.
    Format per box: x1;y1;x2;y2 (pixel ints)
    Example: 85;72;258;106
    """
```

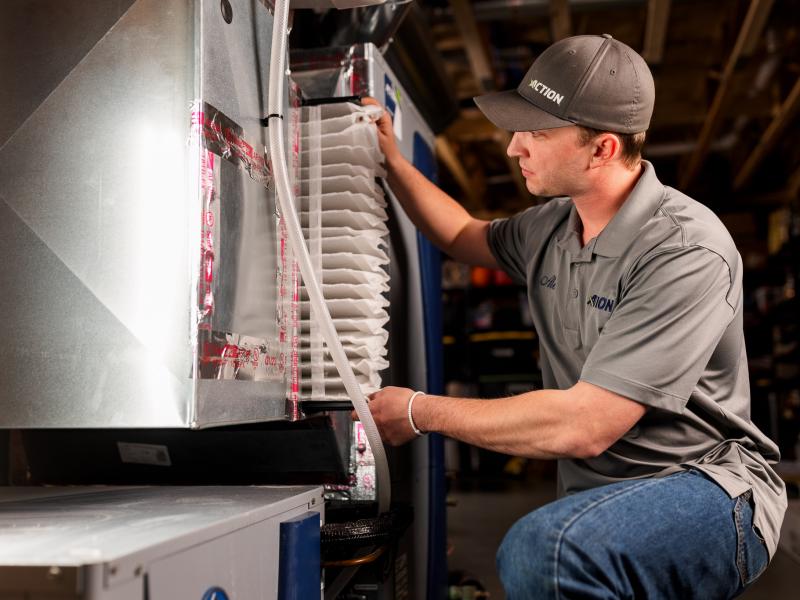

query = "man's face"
506;126;593;198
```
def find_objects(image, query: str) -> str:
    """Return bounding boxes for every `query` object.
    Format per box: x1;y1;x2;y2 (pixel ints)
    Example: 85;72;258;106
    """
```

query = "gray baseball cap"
475;34;654;134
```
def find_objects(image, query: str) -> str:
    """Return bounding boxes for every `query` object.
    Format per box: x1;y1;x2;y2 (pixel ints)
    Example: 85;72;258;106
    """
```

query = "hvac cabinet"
0;486;323;599
1;1;445;598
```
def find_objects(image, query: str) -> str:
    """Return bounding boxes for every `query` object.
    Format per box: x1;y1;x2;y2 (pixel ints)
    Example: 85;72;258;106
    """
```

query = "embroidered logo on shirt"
539;275;557;289
587;294;615;313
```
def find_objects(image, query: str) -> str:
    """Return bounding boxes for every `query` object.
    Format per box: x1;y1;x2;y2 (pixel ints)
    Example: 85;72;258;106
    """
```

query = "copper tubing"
322;545;388;568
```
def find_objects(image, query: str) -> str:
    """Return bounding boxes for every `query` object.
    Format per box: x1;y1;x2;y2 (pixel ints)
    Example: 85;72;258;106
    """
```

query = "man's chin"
526;182;547;196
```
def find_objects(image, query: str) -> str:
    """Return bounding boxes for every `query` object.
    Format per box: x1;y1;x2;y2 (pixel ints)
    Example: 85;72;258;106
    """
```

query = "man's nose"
507;132;525;158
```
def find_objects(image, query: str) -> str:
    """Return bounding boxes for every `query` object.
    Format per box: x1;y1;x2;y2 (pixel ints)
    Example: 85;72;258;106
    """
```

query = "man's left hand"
362;386;420;446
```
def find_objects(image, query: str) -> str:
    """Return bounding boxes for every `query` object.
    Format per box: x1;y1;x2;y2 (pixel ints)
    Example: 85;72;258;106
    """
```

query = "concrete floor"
447;467;799;599
447;479;557;597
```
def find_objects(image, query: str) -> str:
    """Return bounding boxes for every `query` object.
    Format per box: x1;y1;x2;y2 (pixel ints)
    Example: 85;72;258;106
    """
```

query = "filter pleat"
299;192;387;218
300;176;386;204
299;103;390;402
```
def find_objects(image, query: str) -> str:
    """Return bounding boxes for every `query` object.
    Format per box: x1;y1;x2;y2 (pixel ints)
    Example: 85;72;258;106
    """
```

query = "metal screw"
220;0;233;24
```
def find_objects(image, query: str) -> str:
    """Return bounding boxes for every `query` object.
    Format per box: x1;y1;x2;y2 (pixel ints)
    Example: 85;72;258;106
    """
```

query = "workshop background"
2;0;800;598
369;0;800;597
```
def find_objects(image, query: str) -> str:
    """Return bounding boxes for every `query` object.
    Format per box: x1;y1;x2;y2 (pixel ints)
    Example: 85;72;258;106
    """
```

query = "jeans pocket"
733;491;769;587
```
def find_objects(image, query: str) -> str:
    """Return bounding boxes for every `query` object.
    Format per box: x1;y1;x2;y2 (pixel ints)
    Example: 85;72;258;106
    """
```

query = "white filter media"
299;103;390;400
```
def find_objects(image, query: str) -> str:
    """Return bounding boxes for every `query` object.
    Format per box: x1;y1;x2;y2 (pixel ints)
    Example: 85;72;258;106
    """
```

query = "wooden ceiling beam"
445;114;497;143
447;0;532;206
444;117;534;200
435;36;466;52
789;162;800;197
549;0;572;42
741;0;775;57
449;0;495;94
734;75;800;190
679;0;775;190
642;0;671;65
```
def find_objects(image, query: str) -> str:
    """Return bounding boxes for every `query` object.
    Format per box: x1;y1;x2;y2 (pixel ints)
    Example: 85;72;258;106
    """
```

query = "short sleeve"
487;206;544;284
580;246;736;414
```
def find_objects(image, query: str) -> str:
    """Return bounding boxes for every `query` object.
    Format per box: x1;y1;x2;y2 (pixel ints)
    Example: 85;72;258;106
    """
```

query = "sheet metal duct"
0;0;299;428
291;4;459;134
327;2;413;48
469;0;648;21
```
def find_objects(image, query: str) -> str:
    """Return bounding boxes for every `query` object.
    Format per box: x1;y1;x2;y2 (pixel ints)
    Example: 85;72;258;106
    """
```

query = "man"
364;34;786;598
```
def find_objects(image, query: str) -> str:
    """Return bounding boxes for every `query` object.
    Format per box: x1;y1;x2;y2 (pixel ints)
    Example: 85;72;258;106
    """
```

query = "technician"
364;34;787;599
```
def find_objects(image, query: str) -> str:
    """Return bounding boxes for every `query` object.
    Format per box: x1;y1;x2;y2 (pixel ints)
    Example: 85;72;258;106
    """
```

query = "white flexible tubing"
268;0;391;514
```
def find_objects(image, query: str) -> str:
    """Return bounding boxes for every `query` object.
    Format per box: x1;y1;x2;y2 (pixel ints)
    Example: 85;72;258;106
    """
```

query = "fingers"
360;96;384;121
360;96;391;127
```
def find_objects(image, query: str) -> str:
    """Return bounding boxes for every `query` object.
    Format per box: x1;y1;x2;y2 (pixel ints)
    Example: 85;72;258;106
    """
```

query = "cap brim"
474;90;575;132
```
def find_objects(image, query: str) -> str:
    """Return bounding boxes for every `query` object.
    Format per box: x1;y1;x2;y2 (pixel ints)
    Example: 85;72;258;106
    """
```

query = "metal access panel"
0;486;323;599
0;0;300;428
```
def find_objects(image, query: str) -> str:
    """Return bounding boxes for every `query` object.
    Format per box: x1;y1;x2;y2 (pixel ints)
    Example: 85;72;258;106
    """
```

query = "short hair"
576;126;646;169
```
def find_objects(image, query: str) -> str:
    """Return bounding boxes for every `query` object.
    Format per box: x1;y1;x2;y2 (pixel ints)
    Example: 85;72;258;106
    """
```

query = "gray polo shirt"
488;161;786;558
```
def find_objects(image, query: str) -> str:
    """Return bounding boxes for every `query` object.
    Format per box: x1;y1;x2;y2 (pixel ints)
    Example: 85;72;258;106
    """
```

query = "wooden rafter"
679;0;775;189
550;0;572;42
446;112;500;143
741;0;775;57
447;0;530;202
789;162;800;197
449;0;495;94
642;0;671;65
734;75;800;190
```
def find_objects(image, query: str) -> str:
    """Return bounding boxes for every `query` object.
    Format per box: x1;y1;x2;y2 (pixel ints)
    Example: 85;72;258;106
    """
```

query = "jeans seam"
734;490;754;586
735;497;746;585
552;473;688;599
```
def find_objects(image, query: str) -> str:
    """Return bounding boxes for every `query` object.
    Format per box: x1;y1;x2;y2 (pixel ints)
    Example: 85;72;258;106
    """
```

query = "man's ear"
590;133;622;165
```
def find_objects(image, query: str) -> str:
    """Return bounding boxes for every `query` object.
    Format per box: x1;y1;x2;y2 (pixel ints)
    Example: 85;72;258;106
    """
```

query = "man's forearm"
408;382;648;459
411;388;596;459
367;383;645;455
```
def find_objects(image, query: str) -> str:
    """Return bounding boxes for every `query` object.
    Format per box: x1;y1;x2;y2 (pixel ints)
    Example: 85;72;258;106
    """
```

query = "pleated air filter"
299;103;390;401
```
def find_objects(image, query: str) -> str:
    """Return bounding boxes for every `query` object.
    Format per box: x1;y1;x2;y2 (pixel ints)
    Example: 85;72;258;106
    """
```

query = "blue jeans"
497;470;769;599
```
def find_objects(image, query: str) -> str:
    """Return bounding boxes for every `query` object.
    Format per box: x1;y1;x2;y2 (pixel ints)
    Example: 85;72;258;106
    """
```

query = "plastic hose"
267;0;391;514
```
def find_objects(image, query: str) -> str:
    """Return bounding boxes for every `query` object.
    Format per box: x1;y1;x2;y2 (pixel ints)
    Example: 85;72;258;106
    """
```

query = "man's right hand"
361;97;402;169
359;97;500;270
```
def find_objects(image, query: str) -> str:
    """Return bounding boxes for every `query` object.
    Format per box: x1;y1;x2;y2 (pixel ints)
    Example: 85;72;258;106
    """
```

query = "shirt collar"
556;161;665;259
555;208;592;260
